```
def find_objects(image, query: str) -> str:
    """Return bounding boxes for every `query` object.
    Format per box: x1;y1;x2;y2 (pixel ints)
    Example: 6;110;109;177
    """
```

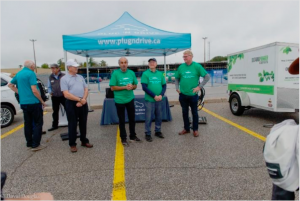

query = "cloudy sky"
1;1;299;69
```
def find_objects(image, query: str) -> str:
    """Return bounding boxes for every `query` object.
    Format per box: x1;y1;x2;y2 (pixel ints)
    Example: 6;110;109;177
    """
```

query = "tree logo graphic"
228;53;244;73
280;46;292;54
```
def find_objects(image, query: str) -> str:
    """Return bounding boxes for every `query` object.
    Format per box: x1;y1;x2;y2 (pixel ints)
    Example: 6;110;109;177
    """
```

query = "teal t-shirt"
175;62;207;96
109;69;138;104
141;69;166;102
10;68;40;105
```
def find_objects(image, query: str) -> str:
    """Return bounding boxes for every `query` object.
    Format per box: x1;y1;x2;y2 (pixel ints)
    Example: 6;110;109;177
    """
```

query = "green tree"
99;60;108;67
210;56;228;62
57;59;65;71
41;63;49;69
88;58;97;67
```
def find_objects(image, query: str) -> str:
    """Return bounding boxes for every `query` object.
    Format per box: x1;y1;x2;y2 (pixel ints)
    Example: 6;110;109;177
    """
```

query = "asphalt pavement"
1;100;299;200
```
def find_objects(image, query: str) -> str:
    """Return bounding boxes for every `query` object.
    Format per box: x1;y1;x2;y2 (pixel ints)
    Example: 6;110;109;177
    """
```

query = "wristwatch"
79;98;82;102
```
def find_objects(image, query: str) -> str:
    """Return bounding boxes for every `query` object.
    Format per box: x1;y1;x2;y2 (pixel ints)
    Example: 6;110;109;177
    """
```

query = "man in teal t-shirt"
141;58;167;142
8;60;46;151
175;50;210;137
109;57;141;146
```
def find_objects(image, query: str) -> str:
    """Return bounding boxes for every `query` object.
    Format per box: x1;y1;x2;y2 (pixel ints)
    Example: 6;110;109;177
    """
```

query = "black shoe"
145;135;153;142
129;136;142;142
48;127;58;131
155;132;164;138
121;139;129;147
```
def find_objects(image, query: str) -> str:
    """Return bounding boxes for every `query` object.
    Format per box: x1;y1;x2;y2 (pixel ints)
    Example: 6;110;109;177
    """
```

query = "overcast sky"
1;1;299;69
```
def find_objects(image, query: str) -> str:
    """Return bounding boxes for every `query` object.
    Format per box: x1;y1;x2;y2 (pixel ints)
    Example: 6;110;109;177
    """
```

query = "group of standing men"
8;50;210;152
9;59;93;153
109;50;210;146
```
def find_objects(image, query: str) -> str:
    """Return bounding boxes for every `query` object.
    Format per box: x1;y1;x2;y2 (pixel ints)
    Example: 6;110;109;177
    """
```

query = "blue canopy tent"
62;12;191;107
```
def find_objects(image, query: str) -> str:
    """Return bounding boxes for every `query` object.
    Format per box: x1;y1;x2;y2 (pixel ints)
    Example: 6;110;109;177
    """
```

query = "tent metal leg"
86;56;93;112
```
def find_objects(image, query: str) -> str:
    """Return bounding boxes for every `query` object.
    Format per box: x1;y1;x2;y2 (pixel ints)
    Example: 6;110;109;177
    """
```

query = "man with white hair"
60;59;93;153
175;50;210;137
8;60;46;151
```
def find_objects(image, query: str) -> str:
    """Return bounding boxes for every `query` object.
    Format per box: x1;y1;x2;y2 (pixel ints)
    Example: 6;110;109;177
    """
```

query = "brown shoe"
193;131;199;137
70;146;77;153
178;129;190;135
81;143;93;148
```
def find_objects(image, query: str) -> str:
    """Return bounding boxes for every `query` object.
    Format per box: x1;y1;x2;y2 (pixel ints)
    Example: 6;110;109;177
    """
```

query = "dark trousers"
115;99;136;140
51;96;66;128
179;93;199;131
21;103;43;148
65;100;89;147
272;184;295;200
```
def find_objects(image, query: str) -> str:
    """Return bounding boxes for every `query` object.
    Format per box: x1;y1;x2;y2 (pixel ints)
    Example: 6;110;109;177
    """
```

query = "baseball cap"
288;57;299;75
50;63;59;68
66;59;80;67
148;58;157;62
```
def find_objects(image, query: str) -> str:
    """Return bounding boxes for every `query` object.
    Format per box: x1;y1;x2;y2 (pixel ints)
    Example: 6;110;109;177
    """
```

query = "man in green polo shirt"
141;58;166;142
175;50;210;137
110;57;142;146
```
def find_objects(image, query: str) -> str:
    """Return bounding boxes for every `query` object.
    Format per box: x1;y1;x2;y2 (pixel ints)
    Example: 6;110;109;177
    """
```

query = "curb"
44;97;228;112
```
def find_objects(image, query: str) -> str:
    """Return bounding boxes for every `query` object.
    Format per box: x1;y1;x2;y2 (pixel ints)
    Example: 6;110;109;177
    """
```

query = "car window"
1;78;8;87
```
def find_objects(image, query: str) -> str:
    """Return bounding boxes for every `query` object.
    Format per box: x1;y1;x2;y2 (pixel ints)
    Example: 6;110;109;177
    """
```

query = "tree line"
39;58;108;70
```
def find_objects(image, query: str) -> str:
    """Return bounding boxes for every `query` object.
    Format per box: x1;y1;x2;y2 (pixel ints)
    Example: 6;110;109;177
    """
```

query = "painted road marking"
1;112;48;139
202;108;266;142
112;127;127;200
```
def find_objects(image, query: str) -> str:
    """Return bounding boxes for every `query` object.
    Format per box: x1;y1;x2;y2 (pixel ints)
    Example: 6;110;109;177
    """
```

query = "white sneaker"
31;144;47;152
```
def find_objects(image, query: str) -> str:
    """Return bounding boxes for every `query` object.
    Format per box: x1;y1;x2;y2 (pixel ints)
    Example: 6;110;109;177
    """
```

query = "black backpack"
15;78;48;103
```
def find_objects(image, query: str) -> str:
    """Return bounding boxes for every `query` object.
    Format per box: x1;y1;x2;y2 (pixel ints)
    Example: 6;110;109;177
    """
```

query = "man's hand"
154;95;163;101
193;86;201;94
176;89;181;94
41;101;46;109
76;102;83;107
126;84;133;90
80;98;87;105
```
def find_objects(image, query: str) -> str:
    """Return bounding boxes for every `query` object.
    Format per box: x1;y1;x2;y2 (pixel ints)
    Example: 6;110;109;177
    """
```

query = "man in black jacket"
47;64;66;131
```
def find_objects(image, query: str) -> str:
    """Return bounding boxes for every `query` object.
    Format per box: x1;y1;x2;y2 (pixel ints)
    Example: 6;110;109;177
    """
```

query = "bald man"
8;60;46;152
109;57;141;146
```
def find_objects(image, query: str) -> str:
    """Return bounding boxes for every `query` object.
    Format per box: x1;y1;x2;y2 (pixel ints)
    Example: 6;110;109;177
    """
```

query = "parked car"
0;73;22;128
0;73;50;128
84;76;102;83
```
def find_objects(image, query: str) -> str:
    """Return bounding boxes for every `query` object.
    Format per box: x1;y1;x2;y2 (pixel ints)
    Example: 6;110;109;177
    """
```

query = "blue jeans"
145;100;163;135
179;93;198;131
20;103;43;148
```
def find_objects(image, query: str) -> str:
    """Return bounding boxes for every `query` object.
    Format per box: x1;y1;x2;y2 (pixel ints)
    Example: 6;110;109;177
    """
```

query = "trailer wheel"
229;94;245;116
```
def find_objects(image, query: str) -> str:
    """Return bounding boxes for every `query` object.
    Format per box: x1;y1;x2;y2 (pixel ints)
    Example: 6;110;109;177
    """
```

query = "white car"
1;73;22;128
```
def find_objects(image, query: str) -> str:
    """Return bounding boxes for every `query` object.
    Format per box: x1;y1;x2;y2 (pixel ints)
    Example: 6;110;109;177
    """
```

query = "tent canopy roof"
62;12;191;57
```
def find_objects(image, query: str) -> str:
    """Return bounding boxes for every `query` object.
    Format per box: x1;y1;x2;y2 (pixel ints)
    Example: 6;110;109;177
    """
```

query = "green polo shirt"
175;62;207;96
141;69;166;102
10;67;40;105
109;69;138;104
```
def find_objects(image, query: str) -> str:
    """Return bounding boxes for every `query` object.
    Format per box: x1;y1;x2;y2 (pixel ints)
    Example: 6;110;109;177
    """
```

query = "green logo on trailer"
280;46;292;54
227;53;244;73
258;70;274;82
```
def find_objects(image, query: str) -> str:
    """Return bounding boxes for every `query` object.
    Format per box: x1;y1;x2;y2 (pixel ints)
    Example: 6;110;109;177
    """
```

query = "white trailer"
227;42;299;115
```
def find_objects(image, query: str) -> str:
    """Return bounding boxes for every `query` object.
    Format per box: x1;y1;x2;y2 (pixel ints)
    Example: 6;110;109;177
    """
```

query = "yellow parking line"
1;123;24;139
112;127;127;200
202;108;266;142
1;112;48;139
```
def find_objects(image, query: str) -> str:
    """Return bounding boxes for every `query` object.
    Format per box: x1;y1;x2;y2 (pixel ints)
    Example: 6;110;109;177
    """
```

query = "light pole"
202;37;207;68
29;39;37;73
